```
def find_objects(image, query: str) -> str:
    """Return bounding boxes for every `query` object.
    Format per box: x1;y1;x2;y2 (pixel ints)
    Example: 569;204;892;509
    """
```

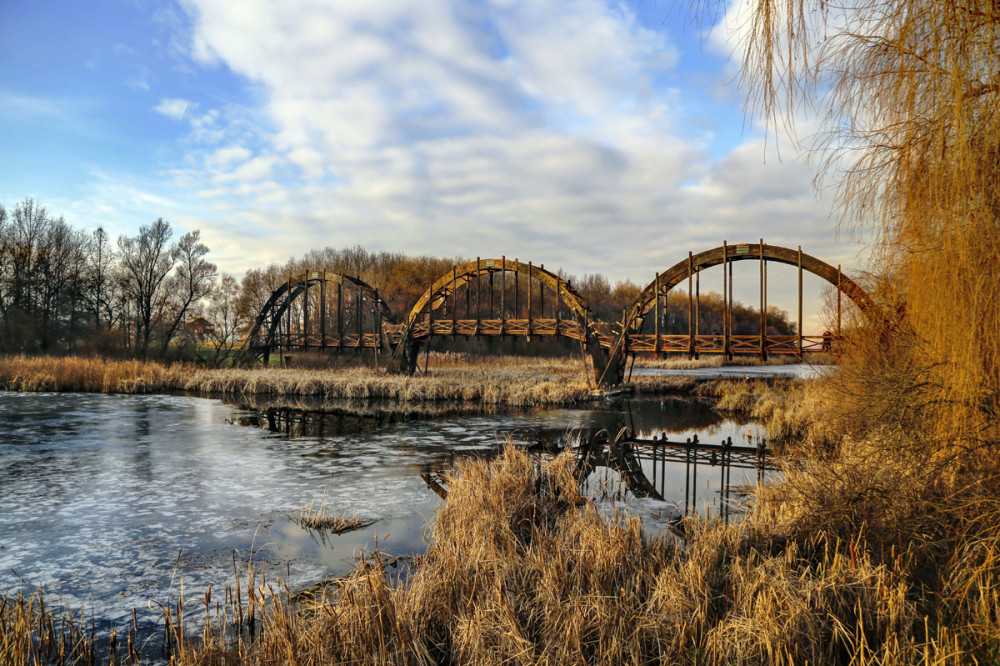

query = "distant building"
181;316;215;342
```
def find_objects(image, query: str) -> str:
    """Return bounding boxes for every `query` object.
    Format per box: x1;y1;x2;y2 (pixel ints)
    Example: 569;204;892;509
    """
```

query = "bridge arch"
630;243;873;321
242;271;396;365
393;257;612;382
598;242;875;385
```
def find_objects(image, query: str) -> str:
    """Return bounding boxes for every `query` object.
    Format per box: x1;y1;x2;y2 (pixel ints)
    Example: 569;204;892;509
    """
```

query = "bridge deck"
275;323;835;357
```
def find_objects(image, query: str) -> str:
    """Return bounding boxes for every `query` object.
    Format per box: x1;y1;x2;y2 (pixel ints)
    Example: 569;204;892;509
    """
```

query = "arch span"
240;271;396;365
598;242;875;385
391;258;612;382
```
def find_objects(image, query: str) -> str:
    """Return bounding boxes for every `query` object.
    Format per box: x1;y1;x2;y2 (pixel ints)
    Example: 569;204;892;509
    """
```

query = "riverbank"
0;354;759;407
3;370;998;664
9;439;997;665
169;423;1000;664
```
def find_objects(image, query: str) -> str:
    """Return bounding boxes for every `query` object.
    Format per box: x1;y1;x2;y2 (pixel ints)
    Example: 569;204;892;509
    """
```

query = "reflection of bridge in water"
230;396;778;523
240;241;873;387
572;427;777;524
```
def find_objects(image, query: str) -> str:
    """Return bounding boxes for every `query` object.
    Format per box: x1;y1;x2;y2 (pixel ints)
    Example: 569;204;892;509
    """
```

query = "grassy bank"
155;446;1000;665
7;444;997;665
10;355;995;663
0;354;699;407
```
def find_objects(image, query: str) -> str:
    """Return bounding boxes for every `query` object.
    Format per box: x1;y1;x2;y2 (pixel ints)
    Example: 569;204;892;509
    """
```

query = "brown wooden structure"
241;242;874;387
241;270;396;365
387;257;613;381
596;241;874;385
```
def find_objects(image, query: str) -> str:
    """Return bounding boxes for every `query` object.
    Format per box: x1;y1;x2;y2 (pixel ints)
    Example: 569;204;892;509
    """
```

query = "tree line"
0;199;216;359
0;197;793;363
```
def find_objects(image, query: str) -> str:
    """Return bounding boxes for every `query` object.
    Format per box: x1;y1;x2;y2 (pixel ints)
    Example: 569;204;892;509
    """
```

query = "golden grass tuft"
292;497;375;535
696;377;826;443
0;354;186;393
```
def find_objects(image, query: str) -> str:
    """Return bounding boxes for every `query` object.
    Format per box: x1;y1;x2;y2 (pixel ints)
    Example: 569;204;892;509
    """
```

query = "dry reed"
5;441;1000;664
147;446;1000;665
0;354;703;407
292;496;375;535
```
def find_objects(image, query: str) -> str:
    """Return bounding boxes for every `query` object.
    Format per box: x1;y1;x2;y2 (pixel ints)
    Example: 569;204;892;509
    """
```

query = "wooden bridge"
239;241;873;386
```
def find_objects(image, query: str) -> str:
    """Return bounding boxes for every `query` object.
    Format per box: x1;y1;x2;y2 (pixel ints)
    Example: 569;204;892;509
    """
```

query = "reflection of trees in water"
579;397;737;438
231;406;415;439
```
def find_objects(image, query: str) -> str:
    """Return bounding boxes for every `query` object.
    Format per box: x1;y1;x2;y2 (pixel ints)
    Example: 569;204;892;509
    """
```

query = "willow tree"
734;0;1000;445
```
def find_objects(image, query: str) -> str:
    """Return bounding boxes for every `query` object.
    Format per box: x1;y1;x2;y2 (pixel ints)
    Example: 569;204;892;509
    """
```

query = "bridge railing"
627;334;838;355
276;333;384;349
273;329;838;355
406;318;588;340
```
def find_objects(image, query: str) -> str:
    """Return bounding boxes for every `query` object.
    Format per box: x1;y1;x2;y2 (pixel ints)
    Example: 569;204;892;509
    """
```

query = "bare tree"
204;273;243;365
83;227;118;332
118;218;176;356
158;230;216;357
35;216;87;349
9;199;50;316
0;203;13;349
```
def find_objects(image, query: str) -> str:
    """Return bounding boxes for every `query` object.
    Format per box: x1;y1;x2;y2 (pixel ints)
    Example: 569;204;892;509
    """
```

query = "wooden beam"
654;271;660;355
797;246;803;361
723;241;729;358
303;274;309;347
688;251;694;360
501;255;506;336
528;261;533;335
759;239;765;360
320;272;327;349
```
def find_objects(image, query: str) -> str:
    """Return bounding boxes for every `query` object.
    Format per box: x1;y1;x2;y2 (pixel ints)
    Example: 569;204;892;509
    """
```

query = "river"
0;390;768;653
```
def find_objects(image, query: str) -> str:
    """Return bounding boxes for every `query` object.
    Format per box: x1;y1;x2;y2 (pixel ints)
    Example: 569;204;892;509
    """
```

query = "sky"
0;0;868;331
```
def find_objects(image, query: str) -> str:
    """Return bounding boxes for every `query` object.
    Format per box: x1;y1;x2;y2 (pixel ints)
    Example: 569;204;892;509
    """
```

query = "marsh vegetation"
0;353;706;406
5;0;1000;661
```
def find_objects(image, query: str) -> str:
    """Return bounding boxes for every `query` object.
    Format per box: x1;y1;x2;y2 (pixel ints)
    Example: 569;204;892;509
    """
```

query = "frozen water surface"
0;391;764;651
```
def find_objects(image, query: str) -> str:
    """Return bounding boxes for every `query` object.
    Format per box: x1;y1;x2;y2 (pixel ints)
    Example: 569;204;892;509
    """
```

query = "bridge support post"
320;272;327;350
590;327;622;387
723;241;729;359
728;259;733;361
303;274;309;349
527;261;533;337
688;252;694;360
797;247;803;361
451;268;457;338
539;264;545;323
405;340;422;375
500;256;506;336
285;275;292;352
759;240;767;361
654;272;660;356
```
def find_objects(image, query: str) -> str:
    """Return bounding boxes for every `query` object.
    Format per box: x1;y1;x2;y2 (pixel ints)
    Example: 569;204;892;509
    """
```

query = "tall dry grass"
153;448;1000;664
0;355;187;393
696;377;836;443
5;444;1000;664
0;354;700;407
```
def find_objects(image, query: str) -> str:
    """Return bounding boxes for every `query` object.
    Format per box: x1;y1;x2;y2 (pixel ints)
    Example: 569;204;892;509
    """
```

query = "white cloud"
162;0;860;302
206;145;252;168
154;97;196;120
